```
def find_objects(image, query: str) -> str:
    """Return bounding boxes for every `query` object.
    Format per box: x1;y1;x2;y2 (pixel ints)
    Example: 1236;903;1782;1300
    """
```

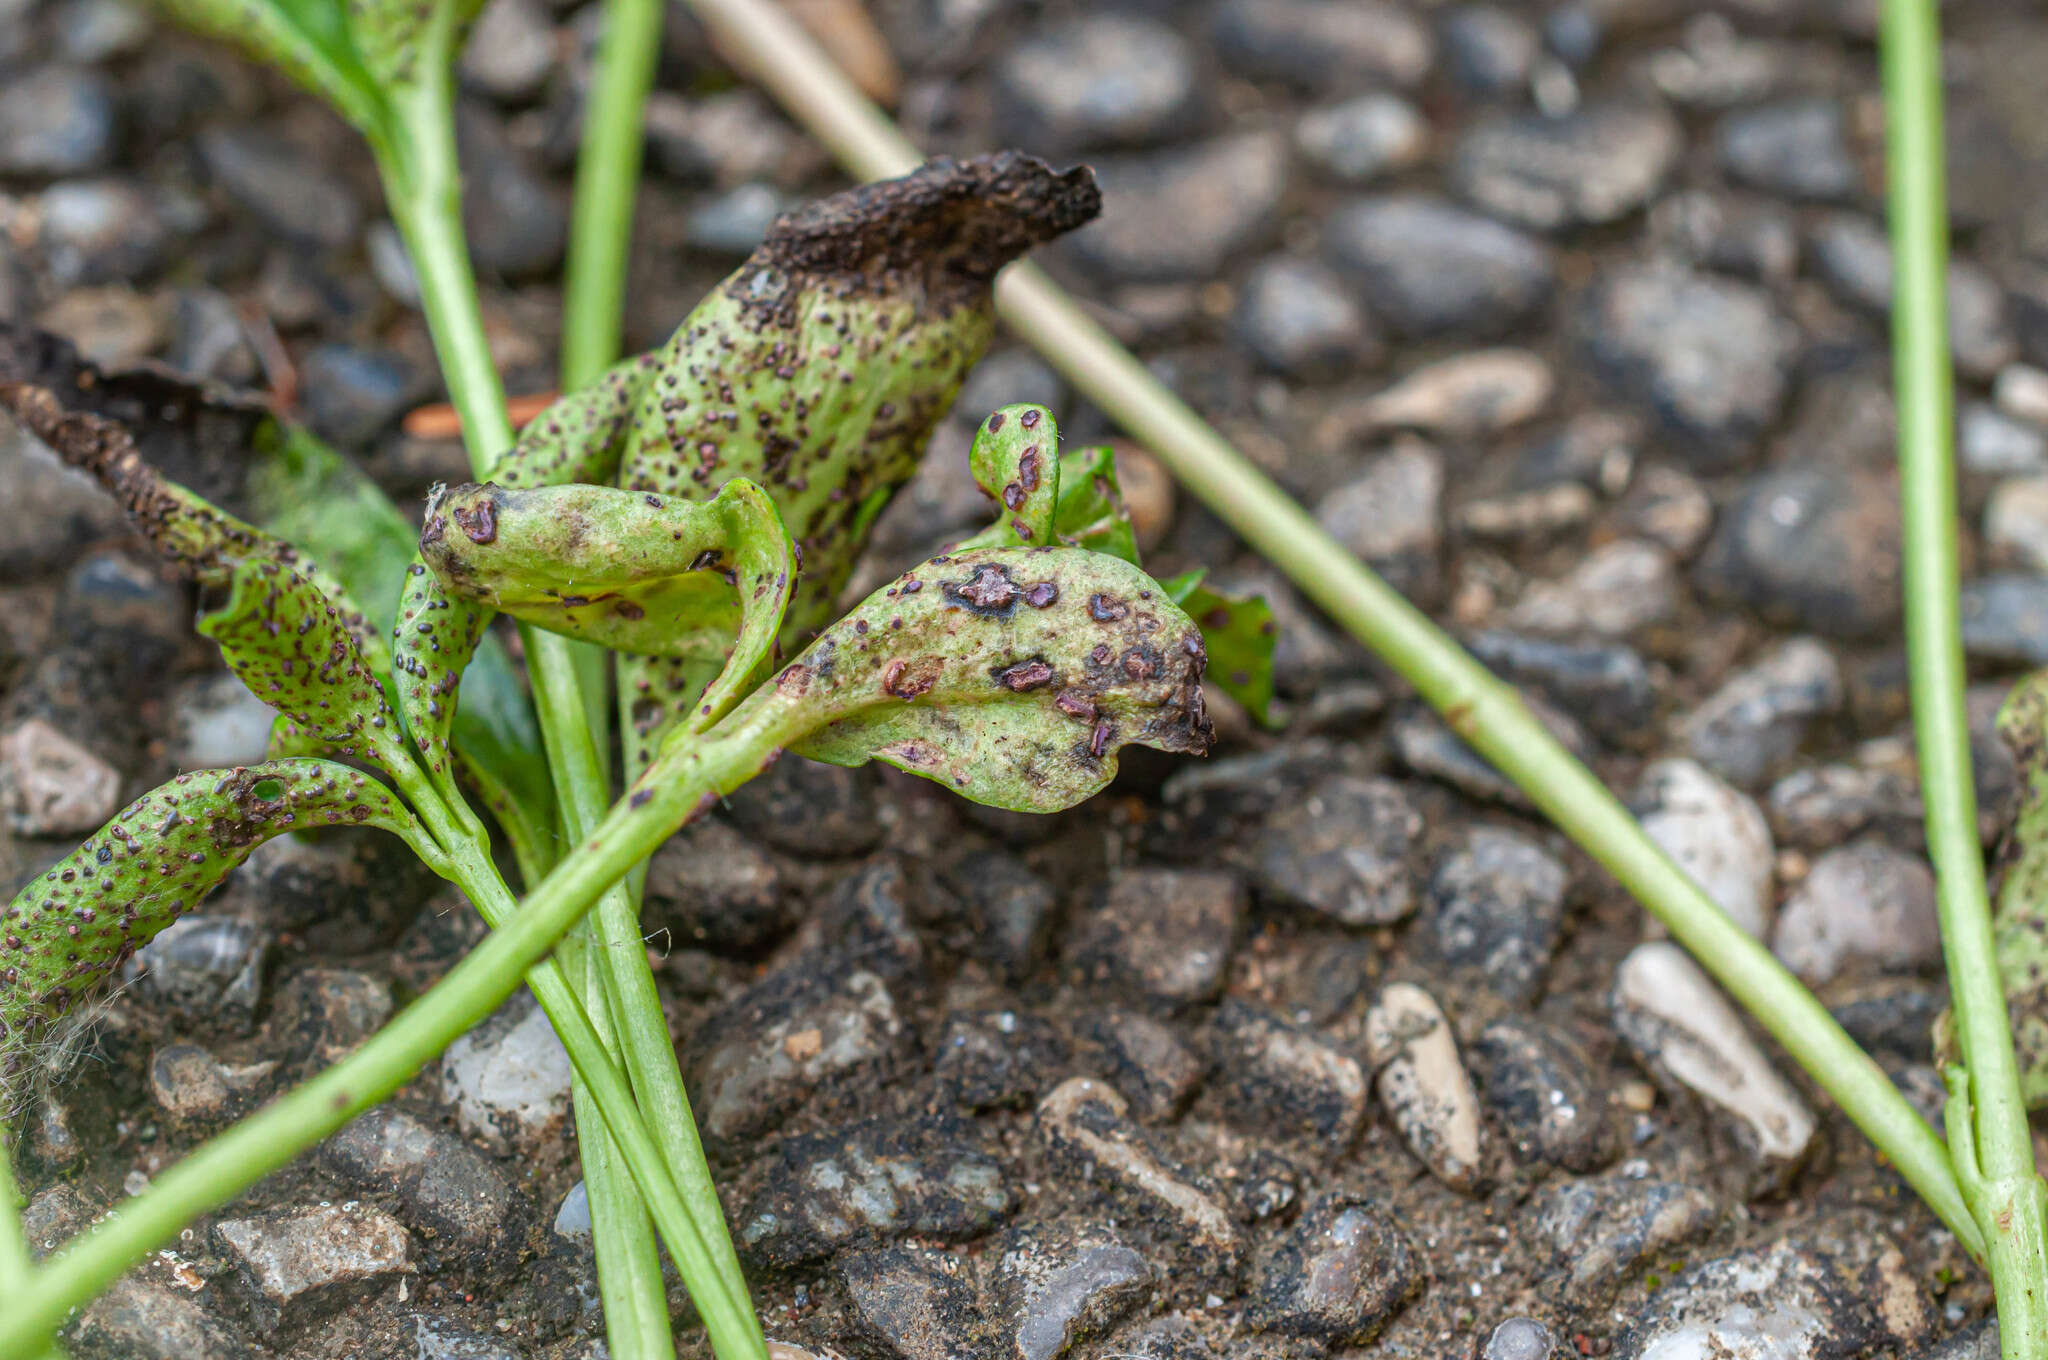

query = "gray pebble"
1682;637;1844;789
213;1203;411;1332
1466;631;1656;747
1613;1221;1931;1359
1425;826;1569;1006
1079;1009;1204;1123
1772;839;1941;983
1072;134;1288;283
1474;1020;1618;1173
0;67;116;177
837;1247;990;1360
1452;100;1682;232
0;717;120;837
1067;868;1242;1009
1486;1318;1556;1360
1247;1194;1421;1343
1962;573;2048;666
1210;0;1434;90
1251;773;1422;927
1314;439;1444;607
459;0;556;103
1539;1173;1722;1304
1294;94;1428;185
1233;256;1378;380
1579;263;1800;472
72;1277;246;1360
129;914;268;1031
320;1105;523;1266
1323;194;1554;339
439;989;574;1155
1441;5;1538;97
989;1222;1152;1360
1696;464;1903;640
199;127;362;249
1209;998;1368;1148
739;1117;1013;1269
686;182;790;255
1508;539;1677;638
1716;98;1859;201
995;14;1199;153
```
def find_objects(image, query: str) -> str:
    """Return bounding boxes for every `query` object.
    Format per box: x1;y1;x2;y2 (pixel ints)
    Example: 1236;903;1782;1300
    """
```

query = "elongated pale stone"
1365;982;1487;1193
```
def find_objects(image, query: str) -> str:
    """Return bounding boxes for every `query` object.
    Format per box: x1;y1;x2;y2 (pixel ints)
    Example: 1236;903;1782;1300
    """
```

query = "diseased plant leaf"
347;0;489;90
1996;671;2048;1107
422;479;797;735
1;760;441;1095
967;403;1060;547
197;556;416;778
393;560;487;788
953;408;1275;723
723;546;1212;813
0;330;556;873
613;155;1099;634
489;355;656;491
1161;570;1277;726
610;155;1100;773
1047;444;1141;565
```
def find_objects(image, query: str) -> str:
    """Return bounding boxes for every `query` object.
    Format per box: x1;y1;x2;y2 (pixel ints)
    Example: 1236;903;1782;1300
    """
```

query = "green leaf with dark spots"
1161;570;1277;726
392;560;487;789
967;403;1060;547
198;556;414;781
1996;671;2048;1107
422;479;797;741
488;355;656;491
2;760;440;1096
1046;443;1141;566
730;546;1213;813
614;153;1101;640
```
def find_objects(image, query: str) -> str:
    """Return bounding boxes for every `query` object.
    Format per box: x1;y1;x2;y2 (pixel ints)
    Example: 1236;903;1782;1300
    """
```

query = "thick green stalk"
561;0;663;388
0;711;793;1358
380;61;754;1355
684;0;1985;1263
551;0;759;1333
562;930;676;1360
1882;0;2048;1348
555;0;759;1334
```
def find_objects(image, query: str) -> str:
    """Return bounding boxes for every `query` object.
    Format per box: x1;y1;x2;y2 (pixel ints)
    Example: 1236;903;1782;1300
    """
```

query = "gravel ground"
5;0;2048;1356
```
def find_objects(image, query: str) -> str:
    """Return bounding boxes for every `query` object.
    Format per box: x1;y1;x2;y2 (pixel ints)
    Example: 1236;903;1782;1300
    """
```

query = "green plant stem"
1882;0;2048;1349
561;929;676;1360
377;53;758;1353
554;0;759;1337
684;0;1987;1265
561;0;663;389
0;709;793;1358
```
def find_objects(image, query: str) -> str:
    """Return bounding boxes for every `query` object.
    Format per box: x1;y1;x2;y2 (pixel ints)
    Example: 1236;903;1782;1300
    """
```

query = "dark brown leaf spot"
995;658;1055;692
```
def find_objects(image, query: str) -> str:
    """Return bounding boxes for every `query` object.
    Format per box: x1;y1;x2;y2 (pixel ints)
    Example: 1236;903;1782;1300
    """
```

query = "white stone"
1365;982;1486;1192
1996;363;2048;429
1345;348;1553;438
1613;943;1816;1175
440;992;574;1154
168;673;277;770
1637;759;1776;939
0;718;121;836
1772;840;1941;984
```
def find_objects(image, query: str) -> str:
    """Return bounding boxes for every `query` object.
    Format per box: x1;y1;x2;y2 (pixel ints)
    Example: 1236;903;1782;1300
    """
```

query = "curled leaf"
393;560;487;787
711;546;1212;813
197;557;414;778
968;403;1060;547
616;152;1101;636
0;327;555;865
2;760;441;1095
422;479;796;731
